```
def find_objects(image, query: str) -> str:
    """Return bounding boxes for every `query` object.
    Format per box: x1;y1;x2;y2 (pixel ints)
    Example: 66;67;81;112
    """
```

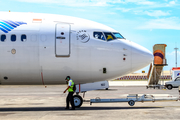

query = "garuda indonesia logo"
76;30;90;43
0;20;27;33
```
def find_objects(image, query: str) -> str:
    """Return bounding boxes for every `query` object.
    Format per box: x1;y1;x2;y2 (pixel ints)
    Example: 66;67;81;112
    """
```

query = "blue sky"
1;0;180;73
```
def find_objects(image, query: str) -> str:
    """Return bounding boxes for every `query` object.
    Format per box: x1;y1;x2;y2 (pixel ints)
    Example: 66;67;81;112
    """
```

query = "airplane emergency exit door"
55;24;70;57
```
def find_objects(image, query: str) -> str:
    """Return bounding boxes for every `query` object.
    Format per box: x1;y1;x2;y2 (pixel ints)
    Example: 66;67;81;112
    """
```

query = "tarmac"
109;80;168;86
0;81;180;120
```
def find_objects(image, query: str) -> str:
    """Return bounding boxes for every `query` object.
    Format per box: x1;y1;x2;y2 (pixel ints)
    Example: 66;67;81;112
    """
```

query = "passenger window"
104;32;116;41
21;34;27;42
93;32;105;41
1;35;6;42
11;35;16;42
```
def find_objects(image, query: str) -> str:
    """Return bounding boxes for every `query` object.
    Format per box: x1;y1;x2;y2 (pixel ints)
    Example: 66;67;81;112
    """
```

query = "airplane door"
55;24;70;57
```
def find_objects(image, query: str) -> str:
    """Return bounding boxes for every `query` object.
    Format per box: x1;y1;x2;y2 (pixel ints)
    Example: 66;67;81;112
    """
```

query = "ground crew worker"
63;76;75;110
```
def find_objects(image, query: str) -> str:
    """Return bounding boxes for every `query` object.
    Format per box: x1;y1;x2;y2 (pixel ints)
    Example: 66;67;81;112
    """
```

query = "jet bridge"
147;44;167;89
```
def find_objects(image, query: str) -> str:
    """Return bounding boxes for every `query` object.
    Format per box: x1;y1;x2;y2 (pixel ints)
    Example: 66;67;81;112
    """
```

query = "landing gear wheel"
128;100;135;106
73;95;83;108
166;85;172;90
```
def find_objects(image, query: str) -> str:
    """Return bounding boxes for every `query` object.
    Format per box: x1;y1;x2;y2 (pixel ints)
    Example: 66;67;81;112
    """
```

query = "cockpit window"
93;32;105;41
113;32;124;39
104;32;116;41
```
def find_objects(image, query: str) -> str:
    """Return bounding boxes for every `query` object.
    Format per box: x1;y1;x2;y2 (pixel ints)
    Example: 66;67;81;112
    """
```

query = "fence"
115;75;172;80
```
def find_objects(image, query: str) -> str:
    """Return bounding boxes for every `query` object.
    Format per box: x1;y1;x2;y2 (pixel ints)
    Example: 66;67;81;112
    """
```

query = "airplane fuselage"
0;12;153;85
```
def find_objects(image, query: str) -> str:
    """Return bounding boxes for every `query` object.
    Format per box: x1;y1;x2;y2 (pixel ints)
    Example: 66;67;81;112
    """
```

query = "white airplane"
0;11;153;84
0;12;153;107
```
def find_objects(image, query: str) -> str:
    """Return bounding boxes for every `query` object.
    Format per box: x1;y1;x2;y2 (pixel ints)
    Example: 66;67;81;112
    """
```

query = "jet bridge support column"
147;44;167;89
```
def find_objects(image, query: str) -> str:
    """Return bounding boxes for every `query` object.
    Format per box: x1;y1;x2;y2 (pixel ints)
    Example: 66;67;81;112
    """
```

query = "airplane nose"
131;41;153;72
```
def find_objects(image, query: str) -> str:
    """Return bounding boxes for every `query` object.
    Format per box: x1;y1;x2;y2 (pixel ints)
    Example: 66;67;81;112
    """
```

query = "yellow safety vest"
68;80;74;92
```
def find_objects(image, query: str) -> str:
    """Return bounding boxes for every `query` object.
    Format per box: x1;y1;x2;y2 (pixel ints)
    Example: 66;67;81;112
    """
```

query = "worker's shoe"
65;107;69;110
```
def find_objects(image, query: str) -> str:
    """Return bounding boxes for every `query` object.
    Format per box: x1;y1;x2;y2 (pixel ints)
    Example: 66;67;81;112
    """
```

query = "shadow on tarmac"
95;89;118;91
0;106;163;111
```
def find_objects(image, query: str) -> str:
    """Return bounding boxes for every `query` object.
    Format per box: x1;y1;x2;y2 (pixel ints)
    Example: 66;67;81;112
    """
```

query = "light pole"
174;47;179;68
